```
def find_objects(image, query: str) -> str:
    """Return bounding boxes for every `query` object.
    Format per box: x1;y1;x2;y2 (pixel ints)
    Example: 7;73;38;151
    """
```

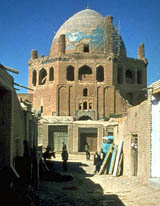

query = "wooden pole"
14;82;33;91
0;64;19;74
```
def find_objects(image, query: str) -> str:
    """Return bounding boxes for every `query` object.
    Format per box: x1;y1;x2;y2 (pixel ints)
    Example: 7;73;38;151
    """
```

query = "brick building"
115;81;160;185
27;9;148;153
0;64;38;182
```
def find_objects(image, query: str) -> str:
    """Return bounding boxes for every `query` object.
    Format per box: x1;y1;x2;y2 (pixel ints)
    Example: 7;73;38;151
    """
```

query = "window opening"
32;70;37;86
39;68;47;85
83;44;89;53
83;101;87;110
67;66;74;81
131;134;138;176
125;70;134;84
96;66;104;82
78;65;92;81
79;103;82;110
49;67;54;81
89;103;92;110
83;88;88;96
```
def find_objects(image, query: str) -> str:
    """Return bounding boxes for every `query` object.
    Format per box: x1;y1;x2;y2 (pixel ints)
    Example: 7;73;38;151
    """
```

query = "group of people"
85;137;113;174
42;137;112;174
93;149;105;174
42;142;69;172
84;142;105;174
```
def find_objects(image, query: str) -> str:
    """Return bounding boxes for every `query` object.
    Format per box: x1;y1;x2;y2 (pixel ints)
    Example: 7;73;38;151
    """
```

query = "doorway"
131;134;138;176
78;128;97;152
48;125;68;152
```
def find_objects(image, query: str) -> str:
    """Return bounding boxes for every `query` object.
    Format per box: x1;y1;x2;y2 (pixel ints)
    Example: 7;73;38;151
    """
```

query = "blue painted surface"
66;27;104;50
101;143;112;154
101;135;114;154
106;135;113;140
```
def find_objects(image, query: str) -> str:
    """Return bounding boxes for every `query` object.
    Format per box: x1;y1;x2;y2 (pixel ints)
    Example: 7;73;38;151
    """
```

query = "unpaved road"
38;157;160;206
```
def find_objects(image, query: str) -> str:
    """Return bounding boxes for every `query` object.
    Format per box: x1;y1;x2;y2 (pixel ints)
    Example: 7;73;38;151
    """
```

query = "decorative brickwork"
27;9;148;154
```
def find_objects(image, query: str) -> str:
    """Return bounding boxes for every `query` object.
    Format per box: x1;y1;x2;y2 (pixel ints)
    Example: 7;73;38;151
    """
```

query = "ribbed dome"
49;9;126;56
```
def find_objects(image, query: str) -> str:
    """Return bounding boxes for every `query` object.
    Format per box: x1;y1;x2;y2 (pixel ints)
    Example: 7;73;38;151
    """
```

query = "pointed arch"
96;66;104;82
49;67;54;81
83;88;88;96
83;101;87;110
32;70;37;86
39;68;47;85
66;65;74;81
78;65;92;81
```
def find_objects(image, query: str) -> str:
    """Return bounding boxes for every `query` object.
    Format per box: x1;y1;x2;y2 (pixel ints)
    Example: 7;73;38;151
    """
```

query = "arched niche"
78;65;92;81
39;68;47;85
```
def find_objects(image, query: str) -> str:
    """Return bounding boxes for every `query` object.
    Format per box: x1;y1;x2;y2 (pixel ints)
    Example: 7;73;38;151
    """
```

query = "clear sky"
0;0;160;93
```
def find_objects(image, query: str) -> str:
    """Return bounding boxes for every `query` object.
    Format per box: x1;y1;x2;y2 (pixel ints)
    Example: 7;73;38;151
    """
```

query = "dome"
49;9;126;56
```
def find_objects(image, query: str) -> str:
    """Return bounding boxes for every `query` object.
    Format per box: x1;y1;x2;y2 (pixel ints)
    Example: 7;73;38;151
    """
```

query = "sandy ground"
38;155;160;206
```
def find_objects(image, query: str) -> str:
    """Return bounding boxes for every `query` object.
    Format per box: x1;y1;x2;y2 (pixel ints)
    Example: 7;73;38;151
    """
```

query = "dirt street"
38;156;160;206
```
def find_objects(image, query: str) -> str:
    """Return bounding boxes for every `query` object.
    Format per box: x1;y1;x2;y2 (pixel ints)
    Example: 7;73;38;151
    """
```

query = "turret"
138;43;145;60
105;16;114;55
58;34;66;54
31;50;38;60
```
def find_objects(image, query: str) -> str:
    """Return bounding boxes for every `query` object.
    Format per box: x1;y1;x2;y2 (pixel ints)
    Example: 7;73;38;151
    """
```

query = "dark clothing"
86;151;90;160
43;147;55;160
61;149;68;171
85;143;90;160
94;153;101;173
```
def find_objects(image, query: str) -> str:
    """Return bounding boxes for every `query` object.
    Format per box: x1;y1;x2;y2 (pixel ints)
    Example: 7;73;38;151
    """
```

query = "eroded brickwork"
28;12;147;119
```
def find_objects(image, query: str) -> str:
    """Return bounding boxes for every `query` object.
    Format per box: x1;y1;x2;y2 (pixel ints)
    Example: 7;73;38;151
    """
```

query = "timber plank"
113;141;123;176
99;145;113;175
109;145;118;174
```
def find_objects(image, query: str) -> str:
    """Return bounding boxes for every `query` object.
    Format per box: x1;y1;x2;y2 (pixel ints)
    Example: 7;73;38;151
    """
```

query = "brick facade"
27;9;148;156
28;9;147;120
0;65;38;175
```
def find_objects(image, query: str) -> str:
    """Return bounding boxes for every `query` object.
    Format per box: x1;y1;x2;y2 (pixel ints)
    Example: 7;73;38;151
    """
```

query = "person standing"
85;142;90;160
61;146;68;171
94;151;101;174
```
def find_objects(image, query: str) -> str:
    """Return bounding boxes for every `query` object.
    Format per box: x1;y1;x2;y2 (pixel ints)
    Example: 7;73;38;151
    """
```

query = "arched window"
96;66;104;82
49;67;54;81
83;88;88;96
32;70;37;86
125;69;134;84
67;66;74;81
78;65;92;81
83;101;87;110
39;68;47;85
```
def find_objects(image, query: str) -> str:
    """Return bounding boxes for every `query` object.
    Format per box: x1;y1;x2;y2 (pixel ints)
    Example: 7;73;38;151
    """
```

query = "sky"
0;0;160;93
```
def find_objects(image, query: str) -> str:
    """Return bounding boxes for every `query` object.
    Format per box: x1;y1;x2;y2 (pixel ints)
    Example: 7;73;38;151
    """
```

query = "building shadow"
39;160;126;206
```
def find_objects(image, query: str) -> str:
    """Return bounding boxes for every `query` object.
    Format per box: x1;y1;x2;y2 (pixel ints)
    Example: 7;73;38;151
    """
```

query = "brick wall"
117;100;151;184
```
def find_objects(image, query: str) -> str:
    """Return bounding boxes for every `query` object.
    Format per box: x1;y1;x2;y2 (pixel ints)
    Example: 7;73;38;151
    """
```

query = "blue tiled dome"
50;9;126;56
